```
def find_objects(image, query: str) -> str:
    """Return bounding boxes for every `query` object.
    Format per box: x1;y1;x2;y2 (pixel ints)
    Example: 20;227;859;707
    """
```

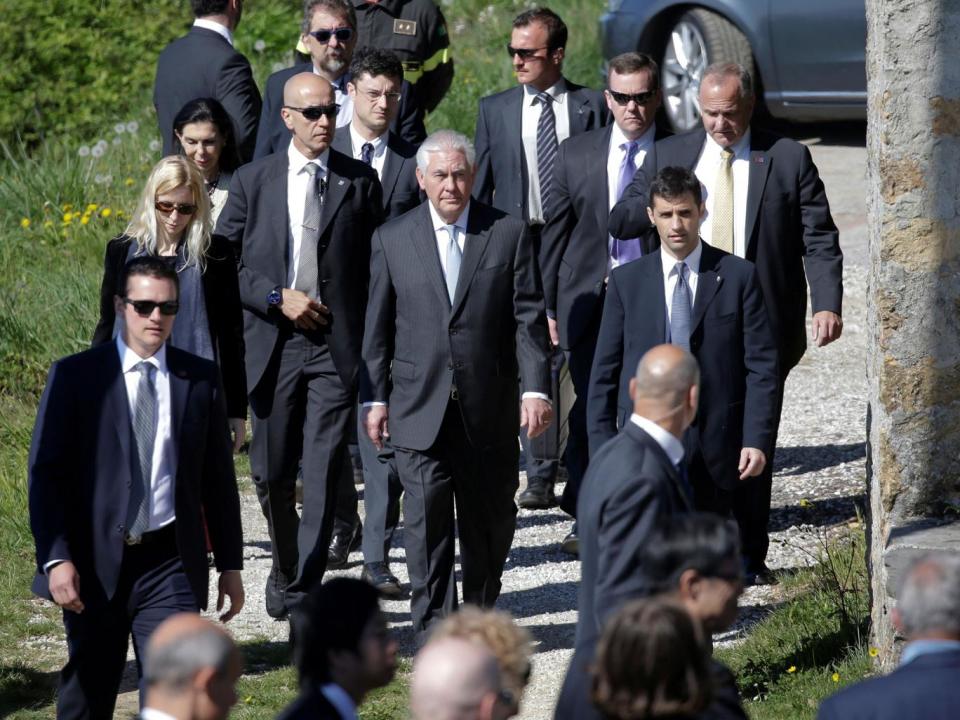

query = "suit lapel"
379;139;403;206
108;358;133;475
411;205;451;308
744;138;771;257
450;204;491;315
592;126;614;233
690;243;723;332
166;349;190;455
645;252;668;344
269;154;291;270
506;87;525;166
318;152;350;239
567;88;591;134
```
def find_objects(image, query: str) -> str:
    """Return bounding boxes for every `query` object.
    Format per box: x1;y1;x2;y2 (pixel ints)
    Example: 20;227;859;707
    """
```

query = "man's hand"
281;288;329;330
547;317;560;347
228;418;246;453
811;311;842;347
364;405;390;450
217;571;244;623
738;448;767;480
48;561;84;614
520;398;553;439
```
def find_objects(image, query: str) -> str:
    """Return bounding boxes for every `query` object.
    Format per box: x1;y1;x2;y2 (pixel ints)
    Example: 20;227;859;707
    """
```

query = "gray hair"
416;130;476;173
702;62;753;99
897;552;960;638
144;629;236;690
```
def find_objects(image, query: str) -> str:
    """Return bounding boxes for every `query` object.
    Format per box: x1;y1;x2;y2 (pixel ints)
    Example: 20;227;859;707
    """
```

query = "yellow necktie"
712;148;734;253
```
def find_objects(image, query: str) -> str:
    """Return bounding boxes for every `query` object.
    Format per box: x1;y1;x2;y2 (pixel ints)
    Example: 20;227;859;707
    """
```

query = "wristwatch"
267;286;283;308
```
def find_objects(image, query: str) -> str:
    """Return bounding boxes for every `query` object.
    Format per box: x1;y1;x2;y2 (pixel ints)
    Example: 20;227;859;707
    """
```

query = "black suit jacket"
360;201;552;451
473;81;610;221
28;343;243;610
215;148;384;392
817;649;960;720
154;26;262;164
331;128;422;221
587;244;779;490
276;686;346;720
540;123;670;349
253;64;426;161
608;128;843;372
91;234;247;419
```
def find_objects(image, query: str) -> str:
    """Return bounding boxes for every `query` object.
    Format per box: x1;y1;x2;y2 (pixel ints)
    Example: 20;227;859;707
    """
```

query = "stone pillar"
866;0;960;666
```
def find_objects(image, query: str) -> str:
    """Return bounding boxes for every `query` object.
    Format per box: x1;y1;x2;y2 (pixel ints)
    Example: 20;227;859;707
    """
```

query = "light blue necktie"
445;224;461;305
670;261;691;351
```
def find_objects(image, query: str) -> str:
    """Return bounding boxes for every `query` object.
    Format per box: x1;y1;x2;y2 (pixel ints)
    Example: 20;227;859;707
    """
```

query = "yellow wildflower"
869;647;879;657
81;215;90;225
62;203;73;212
798;498;812;508
244;696;253;705
831;672;840;683
85;203;98;212
787;666;797;674
20;217;30;229
100;208;112;218
125;177;135;187
63;212;73;223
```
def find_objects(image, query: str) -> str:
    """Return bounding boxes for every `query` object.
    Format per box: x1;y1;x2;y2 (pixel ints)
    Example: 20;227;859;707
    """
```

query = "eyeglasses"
607;89;658;106
283;104;340;121
361;89;402;103
123;298;180;316
308;27;353;44
154;200;197;215
506;44;549;59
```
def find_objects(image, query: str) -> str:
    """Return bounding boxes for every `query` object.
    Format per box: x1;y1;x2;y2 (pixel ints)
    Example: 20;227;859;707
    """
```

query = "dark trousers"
57;526;197;719
559;327;599;517
555;641;603;720
250;332;353;608
358;410;403;563
519;346;564;485
395;400;519;644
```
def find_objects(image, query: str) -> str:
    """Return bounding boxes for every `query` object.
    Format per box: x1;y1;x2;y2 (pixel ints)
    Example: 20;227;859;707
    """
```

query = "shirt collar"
349;124;386;157
140;709;178;720
900;639;960;667
192;18;233;46
524;78;568;105
704;127;752;158
288;141;330;176
611;121;657;154
427;199;471;234
317;70;350;93
630;414;685;466
116;334;167;374
660;241;703;277
320;683;358;720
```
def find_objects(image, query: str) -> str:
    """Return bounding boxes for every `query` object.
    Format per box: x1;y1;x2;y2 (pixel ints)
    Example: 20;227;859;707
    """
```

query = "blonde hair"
125;155;211;271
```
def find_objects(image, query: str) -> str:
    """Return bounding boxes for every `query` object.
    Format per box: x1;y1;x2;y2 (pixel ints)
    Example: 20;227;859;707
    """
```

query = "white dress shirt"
140;708;178;720
192;18;233;46
286;142;330;291
694;130;751;257
607;122;657;269
320;683;358;720
630;413;685;467
521;79;571;223
661;242;703;325
348;124;388;180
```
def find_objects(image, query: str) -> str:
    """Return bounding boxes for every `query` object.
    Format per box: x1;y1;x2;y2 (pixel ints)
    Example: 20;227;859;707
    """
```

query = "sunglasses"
308;27;353;44
155;200;197;215
506;44;549;59
123;298;180;316
607;89;658;106
284;104;340;121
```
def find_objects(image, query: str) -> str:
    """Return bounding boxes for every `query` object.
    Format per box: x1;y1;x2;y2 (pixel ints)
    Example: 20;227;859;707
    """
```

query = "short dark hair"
302;0;356;33
172;97;240;173
648;166;703;208
513;7;567;52
120;256;179;299
191;0;230;18
608;52;660;92
292;578;381;686
350;47;404;84
639;513;741;594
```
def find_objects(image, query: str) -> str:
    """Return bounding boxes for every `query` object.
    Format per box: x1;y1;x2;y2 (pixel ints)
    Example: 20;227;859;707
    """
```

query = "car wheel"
660;9;755;133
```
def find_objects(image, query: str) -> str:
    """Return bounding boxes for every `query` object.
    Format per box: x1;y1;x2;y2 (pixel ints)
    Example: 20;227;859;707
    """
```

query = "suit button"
449;329;458;335
116;524;124;533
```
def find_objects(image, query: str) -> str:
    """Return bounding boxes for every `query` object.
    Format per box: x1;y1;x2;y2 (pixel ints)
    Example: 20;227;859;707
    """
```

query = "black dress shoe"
361;562;404;598
744;564;777;587
518;477;557;509
265;566;290;620
327;522;363;569
560;524;579;556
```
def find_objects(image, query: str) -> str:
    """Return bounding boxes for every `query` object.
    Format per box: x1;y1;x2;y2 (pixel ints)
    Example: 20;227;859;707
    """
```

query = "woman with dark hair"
173;97;239;224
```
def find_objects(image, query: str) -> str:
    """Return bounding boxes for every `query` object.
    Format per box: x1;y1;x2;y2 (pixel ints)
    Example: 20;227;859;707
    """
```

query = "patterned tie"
444;224;461;305
611;140;643;264
361;142;374;166
126;361;157;541
295;163;322;299
670;261;692;351
712;148;734;253
535;92;559;220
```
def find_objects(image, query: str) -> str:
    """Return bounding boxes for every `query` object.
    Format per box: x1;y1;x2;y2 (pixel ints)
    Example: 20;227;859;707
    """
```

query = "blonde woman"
92;155;246;448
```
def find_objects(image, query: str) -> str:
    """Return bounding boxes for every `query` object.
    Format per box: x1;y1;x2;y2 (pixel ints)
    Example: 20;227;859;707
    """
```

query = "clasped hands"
281;288;329;331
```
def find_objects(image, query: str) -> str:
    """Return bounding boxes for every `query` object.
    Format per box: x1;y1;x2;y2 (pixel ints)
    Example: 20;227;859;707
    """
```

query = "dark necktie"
611;140;643;264
536;91;559;220
126;361;157;541
361;142;374;166
675;460;694;503
670;261;692;351
295;163;322;299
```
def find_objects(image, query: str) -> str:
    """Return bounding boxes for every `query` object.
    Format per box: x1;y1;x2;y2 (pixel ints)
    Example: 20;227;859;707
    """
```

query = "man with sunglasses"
28;256;245;718
254;0;426;160
216;71;384;621
539;51;670;554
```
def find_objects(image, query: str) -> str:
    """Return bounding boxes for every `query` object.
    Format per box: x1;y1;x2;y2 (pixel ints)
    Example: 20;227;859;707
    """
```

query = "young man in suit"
254;0;426;160
539;50;669;546
556;344;698;720
29;257;244;719
588;166;779;527
215;72;383;619
609;63;844;582
154;0;262;163
360;130;553;645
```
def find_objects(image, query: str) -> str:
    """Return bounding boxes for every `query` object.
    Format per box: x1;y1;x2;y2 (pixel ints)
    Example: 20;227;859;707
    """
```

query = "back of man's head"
895;553;960;641
410;637;503;720
630;344;699;429
192;0;231;19
640;514;741;593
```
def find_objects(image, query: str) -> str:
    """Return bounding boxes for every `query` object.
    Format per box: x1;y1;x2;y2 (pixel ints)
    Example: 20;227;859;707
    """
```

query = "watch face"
268;290;282;306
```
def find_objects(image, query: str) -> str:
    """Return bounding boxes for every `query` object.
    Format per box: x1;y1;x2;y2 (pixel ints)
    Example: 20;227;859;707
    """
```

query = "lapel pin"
338;179;345;185
755;156;765;164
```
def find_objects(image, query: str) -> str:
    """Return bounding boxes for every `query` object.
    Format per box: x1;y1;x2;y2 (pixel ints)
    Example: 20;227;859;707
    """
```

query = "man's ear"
193;666;218;695
646;205;656;225
415;166;426;191
677;568;701;601
628;377;637;404
891;607;905;637
114;295;125;317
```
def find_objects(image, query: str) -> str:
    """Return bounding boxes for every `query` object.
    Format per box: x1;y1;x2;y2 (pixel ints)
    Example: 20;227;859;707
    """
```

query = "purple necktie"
610;140;643;265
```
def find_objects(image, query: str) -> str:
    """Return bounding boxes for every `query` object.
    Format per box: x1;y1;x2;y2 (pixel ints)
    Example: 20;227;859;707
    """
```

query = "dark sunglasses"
123;298;180;316
607;89;658;106
284;104;340;121
308;27;353;44
506;44;549;59
154;200;197;215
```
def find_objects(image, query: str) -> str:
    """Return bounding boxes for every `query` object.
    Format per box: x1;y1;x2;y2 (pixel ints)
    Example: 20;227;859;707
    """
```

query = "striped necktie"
536;91;559;220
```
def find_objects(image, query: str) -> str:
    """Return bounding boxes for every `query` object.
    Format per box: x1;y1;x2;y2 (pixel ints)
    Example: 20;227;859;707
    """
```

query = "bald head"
283;71;333;106
410;637;502;720
281;73;337;158
629;345;699;436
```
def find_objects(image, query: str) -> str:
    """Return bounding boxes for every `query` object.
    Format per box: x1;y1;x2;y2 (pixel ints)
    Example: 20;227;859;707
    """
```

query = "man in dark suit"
818;553;960;720
539;50;669;545
327;47;421;596
589;167;779;524
555;344;697;720
360;130;553;644
609;63;843;582
29;257;244;719
215;71;383;619
154;0;262;163
279;578;397;720
254;0;426;161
